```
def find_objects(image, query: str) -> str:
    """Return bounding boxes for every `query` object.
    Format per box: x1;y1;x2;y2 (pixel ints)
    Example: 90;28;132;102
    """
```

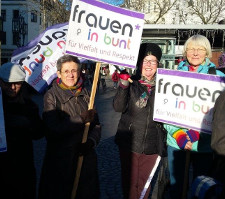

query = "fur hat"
218;52;225;68
0;62;26;82
136;43;162;67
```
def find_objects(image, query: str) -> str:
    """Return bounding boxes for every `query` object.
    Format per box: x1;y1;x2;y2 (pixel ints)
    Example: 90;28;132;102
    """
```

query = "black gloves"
78;139;95;156
80;109;96;123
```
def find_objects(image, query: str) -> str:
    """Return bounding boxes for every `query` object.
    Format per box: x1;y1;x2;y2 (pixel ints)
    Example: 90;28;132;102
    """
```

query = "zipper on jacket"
142;88;151;154
128;123;132;131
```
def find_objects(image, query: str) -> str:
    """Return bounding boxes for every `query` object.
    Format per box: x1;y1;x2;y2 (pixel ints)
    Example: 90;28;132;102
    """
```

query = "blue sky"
98;0;124;6
59;0;124;7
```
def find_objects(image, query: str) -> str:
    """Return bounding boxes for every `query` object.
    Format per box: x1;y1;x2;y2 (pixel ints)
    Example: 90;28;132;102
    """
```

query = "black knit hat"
136;43;162;67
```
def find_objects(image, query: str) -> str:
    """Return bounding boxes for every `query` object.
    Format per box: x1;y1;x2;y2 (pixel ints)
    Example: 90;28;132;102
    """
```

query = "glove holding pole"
119;69;132;88
80;109;96;124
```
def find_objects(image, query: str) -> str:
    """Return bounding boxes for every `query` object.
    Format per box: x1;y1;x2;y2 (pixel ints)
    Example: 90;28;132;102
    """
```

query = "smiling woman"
113;43;168;199
164;34;225;199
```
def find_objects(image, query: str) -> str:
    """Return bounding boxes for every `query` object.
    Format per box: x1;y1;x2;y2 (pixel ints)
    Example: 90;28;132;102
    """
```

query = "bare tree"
40;0;72;28
122;0;146;12
178;0;225;24
26;0;72;29
148;0;178;23
123;0;178;24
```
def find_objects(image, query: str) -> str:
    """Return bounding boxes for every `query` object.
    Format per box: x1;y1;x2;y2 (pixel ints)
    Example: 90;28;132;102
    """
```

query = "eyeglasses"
143;59;158;66
186;48;206;54
61;69;78;75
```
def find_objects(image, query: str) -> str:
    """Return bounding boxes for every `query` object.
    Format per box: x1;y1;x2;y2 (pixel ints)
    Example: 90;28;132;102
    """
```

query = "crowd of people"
0;34;225;199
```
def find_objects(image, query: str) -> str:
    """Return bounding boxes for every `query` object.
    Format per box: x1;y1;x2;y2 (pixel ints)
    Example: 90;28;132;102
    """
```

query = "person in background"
112;69;120;89
113;43;167;199
0;62;45;199
38;55;101;199
217;51;225;74
164;35;225;199
218;51;225;68
97;71;107;92
211;52;225;199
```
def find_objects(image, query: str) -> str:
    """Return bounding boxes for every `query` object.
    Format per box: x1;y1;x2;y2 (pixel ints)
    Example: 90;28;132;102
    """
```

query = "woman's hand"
184;135;192;150
80;109;96;123
119;70;131;87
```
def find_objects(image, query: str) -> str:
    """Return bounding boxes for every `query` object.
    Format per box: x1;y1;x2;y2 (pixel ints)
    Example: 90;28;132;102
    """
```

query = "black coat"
212;90;225;156
113;80;167;156
0;88;45;199
38;80;101;199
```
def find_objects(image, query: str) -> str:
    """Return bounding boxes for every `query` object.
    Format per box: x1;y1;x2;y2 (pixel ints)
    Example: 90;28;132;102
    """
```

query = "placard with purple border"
11;23;69;93
65;0;144;69
0;88;7;152
153;68;225;134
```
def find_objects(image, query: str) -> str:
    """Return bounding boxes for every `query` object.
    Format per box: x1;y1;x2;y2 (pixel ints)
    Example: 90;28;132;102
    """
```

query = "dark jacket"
38;80;101;199
212;90;225;156
0;85;44;199
113;80;167;156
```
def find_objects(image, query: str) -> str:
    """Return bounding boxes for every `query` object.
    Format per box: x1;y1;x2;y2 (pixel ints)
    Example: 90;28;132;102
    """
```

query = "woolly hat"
136;43;162;67
0;62;26;82
218;52;225;68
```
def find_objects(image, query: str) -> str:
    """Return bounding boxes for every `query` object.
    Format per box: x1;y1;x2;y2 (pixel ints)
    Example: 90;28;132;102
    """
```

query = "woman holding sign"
113;43;168;199
38;55;101;199
164;35;225;199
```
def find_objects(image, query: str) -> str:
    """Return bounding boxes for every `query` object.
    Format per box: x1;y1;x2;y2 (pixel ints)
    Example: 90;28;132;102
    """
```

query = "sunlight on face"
186;42;207;68
141;55;158;81
57;61;80;87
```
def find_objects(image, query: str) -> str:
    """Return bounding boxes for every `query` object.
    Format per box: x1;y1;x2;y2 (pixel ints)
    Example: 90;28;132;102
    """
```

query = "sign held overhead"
65;0;145;69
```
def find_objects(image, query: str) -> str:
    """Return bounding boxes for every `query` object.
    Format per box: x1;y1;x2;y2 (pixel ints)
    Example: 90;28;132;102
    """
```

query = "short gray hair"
183;35;212;58
56;54;81;71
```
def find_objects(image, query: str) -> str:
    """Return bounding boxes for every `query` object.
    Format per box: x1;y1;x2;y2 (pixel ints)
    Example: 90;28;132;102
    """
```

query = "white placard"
11;23;68;92
153;69;225;134
65;0;145;69
0;88;7;152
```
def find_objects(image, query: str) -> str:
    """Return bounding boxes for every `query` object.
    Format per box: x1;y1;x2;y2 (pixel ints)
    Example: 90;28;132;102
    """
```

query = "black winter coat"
0;87;45;199
38;80;101;199
113;80;167;156
212;90;225;156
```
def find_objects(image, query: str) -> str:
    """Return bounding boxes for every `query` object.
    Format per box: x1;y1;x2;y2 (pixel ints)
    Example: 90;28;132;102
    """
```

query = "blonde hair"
183;35;212;58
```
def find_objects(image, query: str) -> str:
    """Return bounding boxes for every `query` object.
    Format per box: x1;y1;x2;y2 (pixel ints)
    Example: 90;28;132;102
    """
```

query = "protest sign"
0;88;7;152
65;0;145;69
153;69;225;134
11;23;69;93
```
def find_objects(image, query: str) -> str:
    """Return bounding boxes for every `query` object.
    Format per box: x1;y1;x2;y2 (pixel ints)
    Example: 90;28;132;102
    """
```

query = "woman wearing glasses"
38;55;101;199
164;35;225;199
113;43;168;199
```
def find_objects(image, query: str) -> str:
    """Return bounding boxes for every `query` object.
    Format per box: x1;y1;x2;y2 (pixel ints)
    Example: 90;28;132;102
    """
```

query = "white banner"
0;88;7;152
65;0;145;69
153;69;225;134
11;23;68;93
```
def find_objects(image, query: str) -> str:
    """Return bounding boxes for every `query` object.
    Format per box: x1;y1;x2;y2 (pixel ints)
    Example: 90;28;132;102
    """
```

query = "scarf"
135;76;155;108
139;75;156;94
178;58;216;73
57;76;83;97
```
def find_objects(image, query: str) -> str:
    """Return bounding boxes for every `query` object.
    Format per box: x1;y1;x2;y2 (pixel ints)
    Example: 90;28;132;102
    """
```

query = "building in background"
1;0;42;64
101;0;225;68
1;0;225;67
